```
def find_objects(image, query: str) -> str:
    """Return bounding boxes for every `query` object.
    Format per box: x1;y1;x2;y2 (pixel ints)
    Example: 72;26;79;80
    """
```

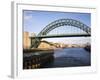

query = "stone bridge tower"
23;32;30;49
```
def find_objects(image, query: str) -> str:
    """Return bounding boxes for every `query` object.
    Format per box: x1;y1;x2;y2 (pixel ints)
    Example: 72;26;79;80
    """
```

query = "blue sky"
23;10;91;44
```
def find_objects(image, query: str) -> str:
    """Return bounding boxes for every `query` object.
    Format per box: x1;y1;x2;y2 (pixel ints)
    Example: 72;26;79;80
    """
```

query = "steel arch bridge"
30;19;91;48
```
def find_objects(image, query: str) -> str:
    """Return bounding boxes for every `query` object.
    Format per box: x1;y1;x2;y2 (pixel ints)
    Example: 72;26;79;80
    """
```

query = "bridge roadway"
30;33;91;39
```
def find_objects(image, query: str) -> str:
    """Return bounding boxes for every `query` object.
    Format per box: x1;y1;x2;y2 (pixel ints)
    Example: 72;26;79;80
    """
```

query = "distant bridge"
30;19;91;48
40;41;58;47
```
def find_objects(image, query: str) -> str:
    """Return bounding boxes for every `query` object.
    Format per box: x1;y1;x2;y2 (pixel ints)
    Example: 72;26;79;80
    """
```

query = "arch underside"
31;19;91;48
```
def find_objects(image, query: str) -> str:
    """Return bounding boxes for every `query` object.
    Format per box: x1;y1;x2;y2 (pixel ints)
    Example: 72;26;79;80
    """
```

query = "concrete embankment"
23;48;54;53
23;49;54;69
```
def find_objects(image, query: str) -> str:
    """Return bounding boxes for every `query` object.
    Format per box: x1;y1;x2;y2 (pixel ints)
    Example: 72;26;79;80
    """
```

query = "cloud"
24;15;32;20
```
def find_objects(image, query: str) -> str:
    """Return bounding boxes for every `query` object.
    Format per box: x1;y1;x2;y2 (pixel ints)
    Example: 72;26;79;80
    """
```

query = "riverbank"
23;48;54;53
23;49;54;69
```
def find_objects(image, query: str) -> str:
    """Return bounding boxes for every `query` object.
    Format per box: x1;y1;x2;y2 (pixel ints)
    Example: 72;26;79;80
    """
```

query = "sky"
23;10;91;44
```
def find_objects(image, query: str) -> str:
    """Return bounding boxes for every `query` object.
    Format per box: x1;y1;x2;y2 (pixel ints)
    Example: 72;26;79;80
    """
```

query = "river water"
43;48;91;68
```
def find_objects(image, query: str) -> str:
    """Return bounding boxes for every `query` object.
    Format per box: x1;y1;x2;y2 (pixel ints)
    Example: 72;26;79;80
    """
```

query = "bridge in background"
30;19;91;48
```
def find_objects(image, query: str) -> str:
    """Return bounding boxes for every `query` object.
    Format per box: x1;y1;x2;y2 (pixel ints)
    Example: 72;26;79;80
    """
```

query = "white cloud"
24;15;32;20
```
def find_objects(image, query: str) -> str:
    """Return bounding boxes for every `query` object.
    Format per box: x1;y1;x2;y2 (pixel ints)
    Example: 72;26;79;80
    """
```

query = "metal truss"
30;19;91;48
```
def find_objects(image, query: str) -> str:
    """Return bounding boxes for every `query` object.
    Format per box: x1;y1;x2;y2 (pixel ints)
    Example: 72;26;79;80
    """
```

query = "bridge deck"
30;33;91;39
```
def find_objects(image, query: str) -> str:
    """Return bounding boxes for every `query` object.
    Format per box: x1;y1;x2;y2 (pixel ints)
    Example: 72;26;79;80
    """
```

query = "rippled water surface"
43;48;91;68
